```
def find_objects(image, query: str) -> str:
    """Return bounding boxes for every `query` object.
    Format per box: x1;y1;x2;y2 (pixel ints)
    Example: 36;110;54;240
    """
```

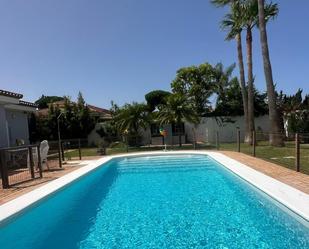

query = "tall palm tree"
220;3;250;142
242;0;278;144
257;0;283;146
157;94;199;147
211;0;254;143
242;1;257;144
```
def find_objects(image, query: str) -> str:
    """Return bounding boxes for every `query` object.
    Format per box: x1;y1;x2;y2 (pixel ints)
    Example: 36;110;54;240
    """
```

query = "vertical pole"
78;139;82;160
216;131;219;150
252;130;256;157
61;142;65;161
0;151;9;188
237;130;240;152
126;135;129;152
28;147;35;179
295;133;300;172
193;128;196;150
57;117;62;168
37;145;43;178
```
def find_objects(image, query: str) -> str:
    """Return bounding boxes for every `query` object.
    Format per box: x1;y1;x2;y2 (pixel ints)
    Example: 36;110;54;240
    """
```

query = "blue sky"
0;0;308;108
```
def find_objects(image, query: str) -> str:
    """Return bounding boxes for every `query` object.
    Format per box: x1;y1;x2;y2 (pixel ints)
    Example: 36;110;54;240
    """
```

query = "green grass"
219;141;309;174
63;141;309;175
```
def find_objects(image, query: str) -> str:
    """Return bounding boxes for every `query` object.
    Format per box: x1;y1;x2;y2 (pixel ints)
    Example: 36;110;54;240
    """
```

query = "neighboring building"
140;115;270;145
36;100;112;146
37;100;112;121
0;89;37;148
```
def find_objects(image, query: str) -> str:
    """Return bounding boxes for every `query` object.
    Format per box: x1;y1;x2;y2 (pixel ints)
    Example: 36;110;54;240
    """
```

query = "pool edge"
0;150;308;224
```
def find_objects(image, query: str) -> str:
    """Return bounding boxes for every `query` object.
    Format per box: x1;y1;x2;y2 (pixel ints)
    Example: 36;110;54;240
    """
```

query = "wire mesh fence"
1;130;308;188
215;131;309;175
0;144;43;188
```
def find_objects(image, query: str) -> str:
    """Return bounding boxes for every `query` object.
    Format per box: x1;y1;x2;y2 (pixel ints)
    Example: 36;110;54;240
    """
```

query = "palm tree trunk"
246;27;255;145
257;0;284;146
236;32;250;143
179;134;182;147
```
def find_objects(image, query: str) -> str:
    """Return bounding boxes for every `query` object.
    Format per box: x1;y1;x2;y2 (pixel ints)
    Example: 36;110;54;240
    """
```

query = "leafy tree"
157;94;199;146
35;95;64;109
212;62;237;103
145;90;171;111
30;92;95;141
113;102;150;145
217;1;250;141
214;0;278;144
277;89;309;135
257;0;283;146
243;0;278;143
214;78;268;116
171;63;217;116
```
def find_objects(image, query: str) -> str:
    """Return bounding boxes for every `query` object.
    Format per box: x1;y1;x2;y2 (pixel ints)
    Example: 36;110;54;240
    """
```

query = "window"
150;124;161;137
172;123;185;135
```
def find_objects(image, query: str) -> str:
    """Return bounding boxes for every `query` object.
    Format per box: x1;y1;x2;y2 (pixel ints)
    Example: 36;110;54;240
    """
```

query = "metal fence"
1;131;308;188
212;131;309;175
0;144;42;188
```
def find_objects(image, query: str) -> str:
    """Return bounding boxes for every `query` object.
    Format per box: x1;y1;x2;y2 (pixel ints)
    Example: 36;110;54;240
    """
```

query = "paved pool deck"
0;151;308;205
0;157;102;204
221;151;309;194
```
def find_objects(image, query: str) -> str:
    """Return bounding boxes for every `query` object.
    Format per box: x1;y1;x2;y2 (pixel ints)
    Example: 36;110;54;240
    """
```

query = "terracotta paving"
221;151;309;194
0;157;102;205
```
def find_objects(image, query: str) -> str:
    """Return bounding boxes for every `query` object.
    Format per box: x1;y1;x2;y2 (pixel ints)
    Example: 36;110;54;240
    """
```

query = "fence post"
78;139;82;160
0;151;9;188
61;142;65;161
216;131;220;150
28;147;35;179
252;130;256;157
126;135;129;152
237;130;240;152
58;141;62;168
295;133;300;172
37;145;43;178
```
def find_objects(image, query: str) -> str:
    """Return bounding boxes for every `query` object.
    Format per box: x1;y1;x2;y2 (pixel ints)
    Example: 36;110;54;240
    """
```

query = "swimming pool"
0;154;308;248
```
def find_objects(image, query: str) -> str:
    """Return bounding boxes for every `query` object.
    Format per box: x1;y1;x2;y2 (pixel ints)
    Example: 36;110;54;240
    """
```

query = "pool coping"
0;151;308;224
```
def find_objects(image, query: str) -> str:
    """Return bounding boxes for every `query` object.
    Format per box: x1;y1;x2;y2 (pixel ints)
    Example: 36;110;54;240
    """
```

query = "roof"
38;102;111;118
87;104;111;115
19;100;38;108
0;89;23;99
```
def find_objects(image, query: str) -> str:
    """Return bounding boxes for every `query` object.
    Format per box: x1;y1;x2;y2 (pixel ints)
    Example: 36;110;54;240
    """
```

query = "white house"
140;115;270;145
0;89;37;148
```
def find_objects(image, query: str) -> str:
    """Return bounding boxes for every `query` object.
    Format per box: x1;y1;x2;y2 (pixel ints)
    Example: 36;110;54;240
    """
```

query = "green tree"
145;90;171;111
114;102;150;136
171;63;217;116
157;94;199;146
215;0;250;141
35;95;64;109
277;89;309;136
257;0;283;146
243;0;278;143
212;62;237;104
214;78;268;116
75;92;95;138
30;92;95;141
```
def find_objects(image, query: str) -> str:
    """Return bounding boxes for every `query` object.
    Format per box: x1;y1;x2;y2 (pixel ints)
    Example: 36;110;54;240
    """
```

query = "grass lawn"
64;142;309;175
220;141;309;174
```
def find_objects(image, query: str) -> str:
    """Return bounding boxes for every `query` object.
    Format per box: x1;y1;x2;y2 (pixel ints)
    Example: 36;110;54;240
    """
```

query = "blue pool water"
0;155;308;249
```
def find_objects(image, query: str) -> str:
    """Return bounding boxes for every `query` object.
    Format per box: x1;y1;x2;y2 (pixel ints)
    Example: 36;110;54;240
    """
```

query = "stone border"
0;151;308;225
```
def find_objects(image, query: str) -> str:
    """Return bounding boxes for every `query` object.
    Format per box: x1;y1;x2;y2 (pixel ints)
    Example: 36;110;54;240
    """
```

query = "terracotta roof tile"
0;89;23;99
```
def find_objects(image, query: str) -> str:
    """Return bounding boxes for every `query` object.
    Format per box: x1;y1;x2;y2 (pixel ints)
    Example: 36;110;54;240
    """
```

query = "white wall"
185;115;270;143
0;105;9;147
5;109;30;146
